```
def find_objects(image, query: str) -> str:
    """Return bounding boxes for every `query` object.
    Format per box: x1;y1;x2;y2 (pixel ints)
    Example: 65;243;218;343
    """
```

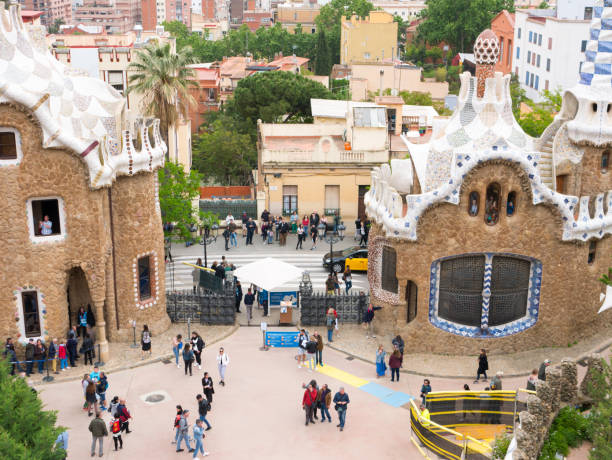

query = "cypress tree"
314;29;331;76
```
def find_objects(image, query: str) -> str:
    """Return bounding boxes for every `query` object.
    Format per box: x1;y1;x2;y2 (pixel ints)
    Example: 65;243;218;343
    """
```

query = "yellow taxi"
323;246;368;273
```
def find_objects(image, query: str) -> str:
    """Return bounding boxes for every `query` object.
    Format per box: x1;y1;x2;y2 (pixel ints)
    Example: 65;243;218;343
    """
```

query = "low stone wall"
512;354;604;459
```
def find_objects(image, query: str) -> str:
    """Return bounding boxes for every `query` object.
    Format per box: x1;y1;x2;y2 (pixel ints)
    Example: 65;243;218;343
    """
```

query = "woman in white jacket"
216;347;230;386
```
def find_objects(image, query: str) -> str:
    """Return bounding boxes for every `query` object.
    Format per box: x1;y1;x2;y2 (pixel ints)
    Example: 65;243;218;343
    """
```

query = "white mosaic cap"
579;0;612;88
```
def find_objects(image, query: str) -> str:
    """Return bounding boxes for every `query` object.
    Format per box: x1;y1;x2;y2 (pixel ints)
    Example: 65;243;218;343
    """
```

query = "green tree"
393;14;409;57
127;42;197;141
509;73;527;119
417;0;514;51
158;161;204;240
517;89;561;137
47;18;65;34
314;29;332;76
538;1;549;8
580;357;612;460
399;90;433;106
0;359;65;459
192;117;255;185
426;47;443;65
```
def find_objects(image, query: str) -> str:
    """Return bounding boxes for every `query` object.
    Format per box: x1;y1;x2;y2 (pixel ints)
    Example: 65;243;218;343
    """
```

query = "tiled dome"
474;29;500;65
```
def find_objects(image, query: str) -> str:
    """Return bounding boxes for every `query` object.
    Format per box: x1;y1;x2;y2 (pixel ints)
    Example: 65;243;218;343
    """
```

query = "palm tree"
127;42;197;142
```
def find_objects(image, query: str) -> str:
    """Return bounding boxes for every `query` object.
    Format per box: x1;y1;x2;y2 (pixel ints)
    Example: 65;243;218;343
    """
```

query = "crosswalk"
164;252;369;292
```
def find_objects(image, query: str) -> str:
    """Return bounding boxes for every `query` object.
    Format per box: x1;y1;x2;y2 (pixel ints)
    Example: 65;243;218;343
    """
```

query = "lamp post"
199;223;218;268
318;221;345;274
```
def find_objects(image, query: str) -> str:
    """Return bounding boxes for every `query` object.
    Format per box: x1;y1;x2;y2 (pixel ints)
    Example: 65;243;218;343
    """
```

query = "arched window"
602;150;609;173
468;191;479;216
485;184;501;225
507;191;517;216
382;246;398;293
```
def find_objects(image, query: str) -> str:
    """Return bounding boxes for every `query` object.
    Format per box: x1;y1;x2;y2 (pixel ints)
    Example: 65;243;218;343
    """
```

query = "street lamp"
318;221;346;274
199;223;218;267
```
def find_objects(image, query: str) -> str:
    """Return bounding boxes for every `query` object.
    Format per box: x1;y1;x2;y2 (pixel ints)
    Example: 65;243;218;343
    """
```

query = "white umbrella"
232;257;303;292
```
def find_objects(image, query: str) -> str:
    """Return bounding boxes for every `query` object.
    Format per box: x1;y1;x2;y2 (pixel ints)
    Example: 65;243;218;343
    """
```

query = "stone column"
560;359;578;403
93;299;109;362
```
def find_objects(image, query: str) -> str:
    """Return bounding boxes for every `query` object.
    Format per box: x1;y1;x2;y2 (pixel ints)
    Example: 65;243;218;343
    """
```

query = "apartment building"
242;9;272;30
340;11;398;65
141;0;191;30
74;0;139;34
187;64;220;134
513;0;594;101
372;0;425;22
276;2;319;34
24;0;72;26
491;10;514;75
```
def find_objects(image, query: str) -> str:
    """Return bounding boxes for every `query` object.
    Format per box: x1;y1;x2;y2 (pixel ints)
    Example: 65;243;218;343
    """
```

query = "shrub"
538;407;590;460
492;433;512;459
435;67;447;82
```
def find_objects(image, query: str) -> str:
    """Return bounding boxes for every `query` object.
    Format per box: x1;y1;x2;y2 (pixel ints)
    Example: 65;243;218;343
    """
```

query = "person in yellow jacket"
420;404;431;427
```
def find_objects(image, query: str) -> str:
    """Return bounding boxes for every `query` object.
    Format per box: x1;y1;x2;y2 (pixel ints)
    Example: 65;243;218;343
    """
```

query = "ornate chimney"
473;29;500;98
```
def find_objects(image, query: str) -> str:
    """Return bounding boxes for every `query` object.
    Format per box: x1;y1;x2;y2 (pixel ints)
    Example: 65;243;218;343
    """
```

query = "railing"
199;200;257;221
166;290;235;325
300;291;368;325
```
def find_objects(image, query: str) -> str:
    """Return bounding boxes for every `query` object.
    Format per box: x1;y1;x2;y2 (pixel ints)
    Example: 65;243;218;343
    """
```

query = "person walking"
216;347;229;386
192;419;209;458
192;259;202;295
109;413;123;451
314;331;324;367
318;384;332;423
183;343;195;376
229;221;238;248
82;333;94;366
191;332;205;370
302;383;317;426
363;304;382;338
88;411;108;457
172;405;183;444
358;220;368;247
202;371;214;405
474;348;489;383
48;338;58;374
196;394;212;431
85;380;98;416
34;339;47;374
342;267;352;294
333;387;350;431
420;379;432;406
538;359;551;381
305;337;317;371
141;325;152;359
172;334;183;368
96;372;109;411
296;224;304;249
176;409;194;453
222;226;231;251
310;224;318;250
24;338;35;376
117;399;132;433
58;340;68;371
389;346;402;382
235;280;243;313
375;345;387;378
326;308;336;342
244;288;255;322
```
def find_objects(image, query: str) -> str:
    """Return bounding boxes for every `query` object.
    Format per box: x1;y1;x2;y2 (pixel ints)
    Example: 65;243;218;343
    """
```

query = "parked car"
323;246;368;273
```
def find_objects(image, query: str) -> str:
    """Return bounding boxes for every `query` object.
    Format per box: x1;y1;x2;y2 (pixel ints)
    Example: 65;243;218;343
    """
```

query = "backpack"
174;414;181;428
111;419;121;434
306;341;317;354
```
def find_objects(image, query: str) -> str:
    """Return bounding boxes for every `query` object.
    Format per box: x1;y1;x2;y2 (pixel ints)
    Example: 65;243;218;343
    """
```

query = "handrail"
517;388;536;395
410;436;433;460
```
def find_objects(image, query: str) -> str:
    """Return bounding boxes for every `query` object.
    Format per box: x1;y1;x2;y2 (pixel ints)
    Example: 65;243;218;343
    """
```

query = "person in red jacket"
117;399;132;433
302;383;317;426
389;346;403;382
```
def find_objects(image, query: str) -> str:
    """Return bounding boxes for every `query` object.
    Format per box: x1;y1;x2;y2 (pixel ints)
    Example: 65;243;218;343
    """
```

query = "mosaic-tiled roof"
579;0;612;88
0;5;166;188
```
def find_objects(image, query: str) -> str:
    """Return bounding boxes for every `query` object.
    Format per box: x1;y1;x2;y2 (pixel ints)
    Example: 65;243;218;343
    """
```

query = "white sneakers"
198;365;202;370
194;453;210;459
177;364;180;368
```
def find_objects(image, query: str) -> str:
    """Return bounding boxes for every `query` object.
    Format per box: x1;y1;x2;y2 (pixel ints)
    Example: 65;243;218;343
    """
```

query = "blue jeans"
316;350;323;366
173;347;180;365
26;361;33;376
337;408;347;428
391;368;399;381
174;427;180;443
38;359;45;373
327;328;333;342
193;438;205;458
345;281;352;293
230;232;237;247
320;404;331;422
176;431;191;451
199;415;211;429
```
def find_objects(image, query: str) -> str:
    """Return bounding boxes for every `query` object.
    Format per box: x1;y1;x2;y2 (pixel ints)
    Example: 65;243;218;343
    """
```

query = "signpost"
264;331;299;348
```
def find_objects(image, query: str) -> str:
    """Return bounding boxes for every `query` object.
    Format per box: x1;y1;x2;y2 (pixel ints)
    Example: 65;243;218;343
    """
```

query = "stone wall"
367;160;612;354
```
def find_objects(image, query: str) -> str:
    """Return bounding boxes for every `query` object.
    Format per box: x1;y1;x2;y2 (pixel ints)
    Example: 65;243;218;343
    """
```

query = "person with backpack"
190;332;205;370
297;329;308;368
172;405;183;444
302;383;317;426
196;394;212;431
305;337;317;371
141;325;152;360
183;343;195;376
175;409;194;453
326;308;336;342
96;372;109;411
318;384;333;423
202;372;214;405
109;414;123;451
108;396;120;418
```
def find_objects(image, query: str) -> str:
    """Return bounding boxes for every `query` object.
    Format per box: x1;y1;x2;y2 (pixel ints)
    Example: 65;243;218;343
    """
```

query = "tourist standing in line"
196;394;212;430
375;345;387;378
191;332;205;370
34;339;47;374
389;346;403;382
302;383;317;426
326;308;336;342
216;347;229;386
183;343;194;376
420;379;432;406
109;413;123;451
318;384;332;423
88;411;108;457
314;331;324;367
333;387;350;431
192;419;209;458
25;338;35;376
67;333;78;368
48;338;58;374
176;409;194;453
202;371;214;404
474;348;489;383
3;338;20;375
244;288;255;322
172;334;183;368
141;325;152;360
58;340;68;371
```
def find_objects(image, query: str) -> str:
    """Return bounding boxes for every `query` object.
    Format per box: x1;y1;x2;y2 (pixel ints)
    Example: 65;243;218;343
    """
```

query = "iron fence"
199;200;257;221
166;290;235;325
300;291;369;326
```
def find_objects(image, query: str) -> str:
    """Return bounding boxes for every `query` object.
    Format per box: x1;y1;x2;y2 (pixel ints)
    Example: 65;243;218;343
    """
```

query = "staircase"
538;138;555;190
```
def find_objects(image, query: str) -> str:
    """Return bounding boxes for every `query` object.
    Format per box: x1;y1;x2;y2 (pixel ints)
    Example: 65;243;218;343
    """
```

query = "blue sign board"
269;291;298;306
265;331;299;348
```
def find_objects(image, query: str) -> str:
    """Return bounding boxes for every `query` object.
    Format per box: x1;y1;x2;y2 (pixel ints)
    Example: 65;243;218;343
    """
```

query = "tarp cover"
232;257;303;291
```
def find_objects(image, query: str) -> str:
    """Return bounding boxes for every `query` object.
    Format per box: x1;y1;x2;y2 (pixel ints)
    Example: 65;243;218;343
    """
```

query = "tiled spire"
578;0;612;87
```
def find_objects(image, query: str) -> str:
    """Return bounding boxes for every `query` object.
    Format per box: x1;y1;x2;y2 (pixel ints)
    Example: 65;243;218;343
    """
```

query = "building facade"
187;64;220;134
0;5;170;360
491;10;515;75
74;0;140;34
276;2;319;33
371;0;425;22
24;0;72;26
513;0;594;101
242;9;273;30
340;11;398;65
364;22;612;354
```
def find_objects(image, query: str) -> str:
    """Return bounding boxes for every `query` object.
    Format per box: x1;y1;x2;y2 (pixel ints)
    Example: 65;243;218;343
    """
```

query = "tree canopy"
0;360;65;459
314;29;332;76
517;89;561;137
417;0;514;51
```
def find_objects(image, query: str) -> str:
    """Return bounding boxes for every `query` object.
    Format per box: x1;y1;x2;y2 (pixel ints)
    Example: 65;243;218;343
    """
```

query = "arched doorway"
67;267;94;332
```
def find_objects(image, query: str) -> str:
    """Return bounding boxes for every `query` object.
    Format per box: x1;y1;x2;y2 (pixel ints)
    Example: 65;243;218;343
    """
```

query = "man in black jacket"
245;218;256;245
235;281;243;313
244;288;255;322
196;394;212;431
279;218;289;246
25;338;35;376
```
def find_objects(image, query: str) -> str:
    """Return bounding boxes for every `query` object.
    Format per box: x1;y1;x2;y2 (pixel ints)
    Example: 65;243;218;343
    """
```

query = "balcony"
261;148;387;165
